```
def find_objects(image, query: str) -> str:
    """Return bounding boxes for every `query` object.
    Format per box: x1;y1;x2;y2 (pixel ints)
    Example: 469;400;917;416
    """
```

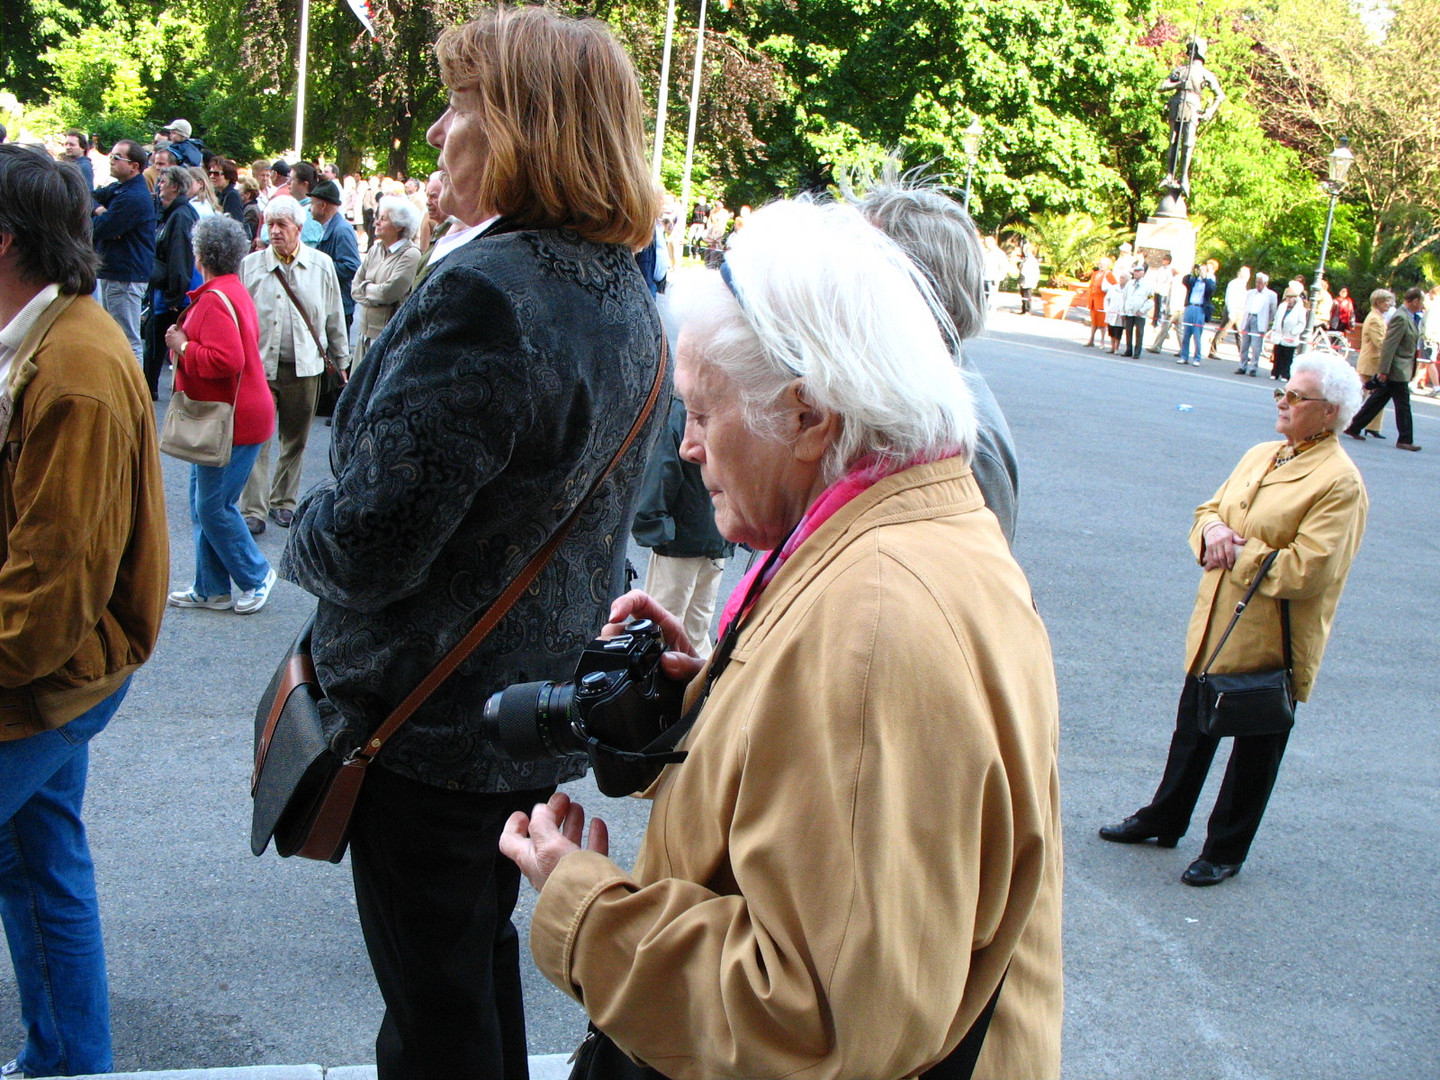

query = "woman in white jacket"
1269;284;1308;380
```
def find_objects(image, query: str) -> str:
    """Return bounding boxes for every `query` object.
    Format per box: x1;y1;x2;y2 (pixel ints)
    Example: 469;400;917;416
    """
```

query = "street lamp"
961;118;983;214
1306;136;1354;343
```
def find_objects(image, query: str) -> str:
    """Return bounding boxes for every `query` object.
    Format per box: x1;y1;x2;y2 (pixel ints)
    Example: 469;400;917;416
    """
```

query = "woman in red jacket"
163;215;278;614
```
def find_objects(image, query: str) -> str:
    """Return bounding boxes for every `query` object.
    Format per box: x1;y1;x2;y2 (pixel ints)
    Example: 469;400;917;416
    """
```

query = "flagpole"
295;0;310;158
651;0;677;182
678;0;708;226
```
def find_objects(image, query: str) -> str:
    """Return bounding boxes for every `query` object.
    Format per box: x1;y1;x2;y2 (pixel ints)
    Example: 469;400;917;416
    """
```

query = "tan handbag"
159;288;242;467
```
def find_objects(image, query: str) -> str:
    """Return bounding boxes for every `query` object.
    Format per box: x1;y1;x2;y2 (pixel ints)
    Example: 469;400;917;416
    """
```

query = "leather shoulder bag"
251;337;668;863
159;288;242;467
1195;549;1296;738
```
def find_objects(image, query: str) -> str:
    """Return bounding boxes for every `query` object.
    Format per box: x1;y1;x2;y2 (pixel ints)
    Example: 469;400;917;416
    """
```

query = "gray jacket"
281;221;666;793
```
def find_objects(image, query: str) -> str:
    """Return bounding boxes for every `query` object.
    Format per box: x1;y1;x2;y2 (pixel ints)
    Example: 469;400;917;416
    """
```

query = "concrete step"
31;1055;572;1080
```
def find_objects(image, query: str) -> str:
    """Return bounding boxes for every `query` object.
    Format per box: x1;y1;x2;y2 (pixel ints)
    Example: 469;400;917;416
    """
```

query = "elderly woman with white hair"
501;199;1064;1079
350;194;422;367
1102;351;1368;886
238;193;349;534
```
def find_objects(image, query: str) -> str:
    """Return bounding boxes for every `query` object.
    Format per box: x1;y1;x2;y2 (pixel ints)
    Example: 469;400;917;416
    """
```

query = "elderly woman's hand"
1201;521;1246;570
164;324;188;356
499;792;608;892
604;589;706;683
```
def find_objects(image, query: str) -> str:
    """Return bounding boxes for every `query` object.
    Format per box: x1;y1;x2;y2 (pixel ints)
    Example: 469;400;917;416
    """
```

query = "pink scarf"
715;449;959;637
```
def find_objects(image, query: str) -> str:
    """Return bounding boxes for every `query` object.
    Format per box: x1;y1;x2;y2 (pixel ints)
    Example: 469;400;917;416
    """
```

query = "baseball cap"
165;119;192;139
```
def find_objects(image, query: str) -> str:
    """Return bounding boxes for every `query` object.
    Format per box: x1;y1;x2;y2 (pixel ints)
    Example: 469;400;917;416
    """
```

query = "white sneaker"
2;1059;28;1078
168;589;232;610
234;567;278;615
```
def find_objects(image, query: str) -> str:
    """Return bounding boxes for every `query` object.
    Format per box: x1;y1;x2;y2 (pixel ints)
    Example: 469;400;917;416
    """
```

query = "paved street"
1;308;1435;1078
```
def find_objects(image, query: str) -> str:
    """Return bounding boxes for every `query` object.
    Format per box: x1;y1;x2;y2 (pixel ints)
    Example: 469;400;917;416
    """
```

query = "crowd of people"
0;7;1406;1080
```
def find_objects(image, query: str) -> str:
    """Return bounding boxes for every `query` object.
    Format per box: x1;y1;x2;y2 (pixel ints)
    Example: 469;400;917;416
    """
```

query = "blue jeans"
190;442;270;597
1180;304;1206;363
99;280;145;367
0;678;131;1076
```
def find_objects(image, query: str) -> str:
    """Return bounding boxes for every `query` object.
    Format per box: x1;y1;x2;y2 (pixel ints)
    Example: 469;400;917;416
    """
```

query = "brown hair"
435;4;656;249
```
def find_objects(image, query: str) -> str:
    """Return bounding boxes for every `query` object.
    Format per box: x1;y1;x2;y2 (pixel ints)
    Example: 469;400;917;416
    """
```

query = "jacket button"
1240;501;1247;508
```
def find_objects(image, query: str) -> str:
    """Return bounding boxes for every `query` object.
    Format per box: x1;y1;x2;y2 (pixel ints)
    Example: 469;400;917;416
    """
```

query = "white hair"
669;199;975;483
378;195;421;240
264;194;305;228
1292;352;1363;431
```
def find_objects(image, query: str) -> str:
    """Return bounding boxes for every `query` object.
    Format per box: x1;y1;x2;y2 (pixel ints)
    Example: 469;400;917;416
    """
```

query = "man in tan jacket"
0;144;167;1078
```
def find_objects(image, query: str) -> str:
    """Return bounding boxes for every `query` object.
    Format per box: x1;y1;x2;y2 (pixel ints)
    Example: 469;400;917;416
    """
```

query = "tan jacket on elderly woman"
1355;309;1388;378
352;239;421;345
532;458;1064;1080
1186;436;1367;703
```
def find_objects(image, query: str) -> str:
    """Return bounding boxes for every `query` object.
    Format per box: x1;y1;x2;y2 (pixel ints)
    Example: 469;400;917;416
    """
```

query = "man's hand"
499;792;608;892
604;589;705;683
1201;521;1246;570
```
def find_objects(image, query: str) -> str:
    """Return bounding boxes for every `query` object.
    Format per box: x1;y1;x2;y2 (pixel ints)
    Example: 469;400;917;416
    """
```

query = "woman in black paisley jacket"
279;9;665;1079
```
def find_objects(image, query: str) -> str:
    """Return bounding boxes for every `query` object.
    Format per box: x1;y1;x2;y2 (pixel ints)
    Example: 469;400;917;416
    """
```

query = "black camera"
481;620;688;796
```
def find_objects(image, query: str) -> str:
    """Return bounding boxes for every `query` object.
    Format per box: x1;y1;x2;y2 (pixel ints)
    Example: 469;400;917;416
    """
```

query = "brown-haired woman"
280;6;665;1079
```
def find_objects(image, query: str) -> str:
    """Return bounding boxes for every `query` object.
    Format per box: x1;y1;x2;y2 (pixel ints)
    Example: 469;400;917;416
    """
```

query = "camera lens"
481;681;584;761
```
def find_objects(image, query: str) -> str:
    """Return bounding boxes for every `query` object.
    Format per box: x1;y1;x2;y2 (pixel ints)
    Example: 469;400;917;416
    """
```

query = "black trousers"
1271;343;1297;381
350;765;554;1080
145;307;182;399
1124;314;1146;357
1133;676;1291;865
1347;379;1414;445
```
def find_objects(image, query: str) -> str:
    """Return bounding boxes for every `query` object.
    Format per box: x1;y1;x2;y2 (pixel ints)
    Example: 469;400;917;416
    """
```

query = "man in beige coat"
1344;285;1424;451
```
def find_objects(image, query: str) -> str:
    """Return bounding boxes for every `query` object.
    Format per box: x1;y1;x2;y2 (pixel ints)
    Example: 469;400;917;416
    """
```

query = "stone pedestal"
1135;215;1197;273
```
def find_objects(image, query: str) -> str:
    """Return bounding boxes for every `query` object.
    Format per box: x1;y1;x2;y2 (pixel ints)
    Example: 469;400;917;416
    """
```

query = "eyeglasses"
207;170;223;177
1274;388;1328;405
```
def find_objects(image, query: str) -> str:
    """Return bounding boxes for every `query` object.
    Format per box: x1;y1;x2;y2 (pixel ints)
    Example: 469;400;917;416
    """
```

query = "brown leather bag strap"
351;334;670;764
270;264;331;370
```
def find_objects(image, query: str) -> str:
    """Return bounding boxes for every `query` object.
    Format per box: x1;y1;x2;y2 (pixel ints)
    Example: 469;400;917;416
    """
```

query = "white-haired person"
501;199;1064;1079
853;173;1021;543
351;194;422;368
1102;351;1368;886
238;194;348;534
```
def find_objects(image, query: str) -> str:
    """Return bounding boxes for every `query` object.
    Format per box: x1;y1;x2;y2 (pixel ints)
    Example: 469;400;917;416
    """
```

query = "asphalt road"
0;311;1434;1078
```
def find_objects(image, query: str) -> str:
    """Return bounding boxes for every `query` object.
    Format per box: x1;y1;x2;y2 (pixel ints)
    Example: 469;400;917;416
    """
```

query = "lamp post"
1306;137;1354;342
961;119;983;214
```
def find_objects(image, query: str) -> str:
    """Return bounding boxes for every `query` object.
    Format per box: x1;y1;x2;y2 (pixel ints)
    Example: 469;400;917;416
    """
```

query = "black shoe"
1343;429;1366;441
1249;370;1257;377
1181;858;1241;886
1099;816;1180;848
1234;367;1246;375
245;516;266;536
1366;430;1387;439
269;508;294;528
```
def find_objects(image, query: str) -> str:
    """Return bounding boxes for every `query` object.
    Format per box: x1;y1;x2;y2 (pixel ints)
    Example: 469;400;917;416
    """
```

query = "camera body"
482;620;687;796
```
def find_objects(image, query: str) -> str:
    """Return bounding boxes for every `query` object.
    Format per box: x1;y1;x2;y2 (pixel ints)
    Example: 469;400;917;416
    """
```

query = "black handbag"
1195;550;1296;738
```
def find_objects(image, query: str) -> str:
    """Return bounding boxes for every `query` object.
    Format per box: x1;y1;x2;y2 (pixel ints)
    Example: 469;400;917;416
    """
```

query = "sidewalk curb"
33;1054;573;1080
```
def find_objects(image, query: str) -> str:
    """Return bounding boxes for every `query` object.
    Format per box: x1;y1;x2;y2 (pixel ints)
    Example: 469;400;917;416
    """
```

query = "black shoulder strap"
921;967;1007;1080
1198;549;1290;677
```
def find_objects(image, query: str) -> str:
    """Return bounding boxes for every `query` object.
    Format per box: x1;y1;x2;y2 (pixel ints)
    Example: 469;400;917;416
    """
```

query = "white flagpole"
651;0;677;182
679;0;708;224
294;0;311;158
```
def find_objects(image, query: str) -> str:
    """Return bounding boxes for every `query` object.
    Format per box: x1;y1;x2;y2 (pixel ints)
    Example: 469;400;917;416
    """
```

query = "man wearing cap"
90;140;157;365
311;179;360;331
267;159;291;202
161;119;203;168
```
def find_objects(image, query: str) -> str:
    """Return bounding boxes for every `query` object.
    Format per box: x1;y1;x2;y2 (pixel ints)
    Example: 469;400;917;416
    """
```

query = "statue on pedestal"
1156;36;1225;217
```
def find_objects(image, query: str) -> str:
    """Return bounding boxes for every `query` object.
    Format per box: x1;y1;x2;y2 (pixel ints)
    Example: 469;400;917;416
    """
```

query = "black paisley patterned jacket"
280;219;667;793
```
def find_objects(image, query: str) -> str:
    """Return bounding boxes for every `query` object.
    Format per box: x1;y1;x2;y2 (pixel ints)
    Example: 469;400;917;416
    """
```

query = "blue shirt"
1189;278;1209;306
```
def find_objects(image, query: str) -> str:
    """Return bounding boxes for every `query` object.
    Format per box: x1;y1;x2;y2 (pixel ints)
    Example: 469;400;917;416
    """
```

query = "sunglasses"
1274;388;1327;405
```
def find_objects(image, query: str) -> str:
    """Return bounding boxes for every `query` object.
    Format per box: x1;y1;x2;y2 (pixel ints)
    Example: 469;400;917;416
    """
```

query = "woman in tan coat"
1354;288;1394;436
350;194;421;367
1101;352;1368;885
500;200;1064;1080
